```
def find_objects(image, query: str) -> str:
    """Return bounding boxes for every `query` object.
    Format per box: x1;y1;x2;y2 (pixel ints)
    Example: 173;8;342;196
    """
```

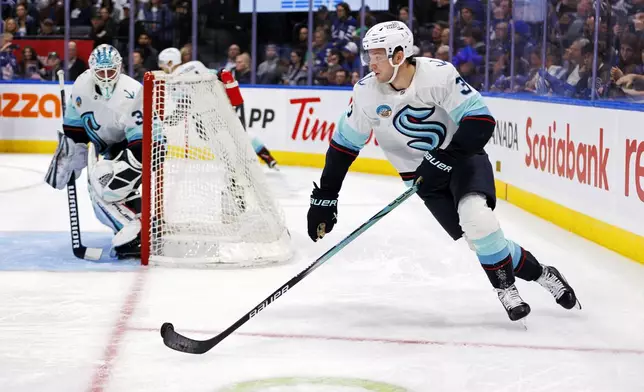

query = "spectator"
331;2;357;47
38;0;64;27
257;44;282;85
39;52;62;81
99;6;117;38
435;45;450;61
334;68;349;86
233;52;251;84
18;45;44;79
39;18;56;36
132;49;146;82
70;0;92;27
563;0;593;47
141;0;173;50
340;41;361;74
3;18;20;37
90;15;113;48
223;44;240;71
0;33;18;80
14;4;37;36
282;49;307;86
67;41;88;81
311;27;333;73
314;5;332;35
350;70;360;85
294;25;309;54
180;43;192;64
115;3;144;54
136;32;159;71
174;1;192;48
398;6;419;38
428;0;450;24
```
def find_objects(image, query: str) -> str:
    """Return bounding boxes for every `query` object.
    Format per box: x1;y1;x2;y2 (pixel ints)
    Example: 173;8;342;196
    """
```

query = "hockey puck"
160;322;174;338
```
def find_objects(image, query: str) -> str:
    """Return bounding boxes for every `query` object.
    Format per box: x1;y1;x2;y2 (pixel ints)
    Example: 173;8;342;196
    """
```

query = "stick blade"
160;323;214;354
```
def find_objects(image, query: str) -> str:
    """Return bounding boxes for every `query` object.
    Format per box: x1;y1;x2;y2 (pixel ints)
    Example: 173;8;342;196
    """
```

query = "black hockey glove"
307;182;338;242
415;149;458;197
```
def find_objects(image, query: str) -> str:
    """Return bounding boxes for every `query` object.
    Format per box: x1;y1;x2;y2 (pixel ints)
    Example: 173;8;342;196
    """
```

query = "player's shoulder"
71;70;95;98
175;60;210;76
414;57;458;85
116;74;142;93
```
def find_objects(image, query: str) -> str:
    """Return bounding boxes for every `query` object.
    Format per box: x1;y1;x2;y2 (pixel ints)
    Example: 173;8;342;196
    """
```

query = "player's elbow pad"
449;115;496;158
320;140;359;194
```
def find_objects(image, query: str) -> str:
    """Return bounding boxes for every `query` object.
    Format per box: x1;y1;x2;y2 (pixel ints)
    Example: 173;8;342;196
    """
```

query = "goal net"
141;71;292;267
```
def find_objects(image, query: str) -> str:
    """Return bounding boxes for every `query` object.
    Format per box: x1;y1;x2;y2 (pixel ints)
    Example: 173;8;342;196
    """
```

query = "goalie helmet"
88;44;122;100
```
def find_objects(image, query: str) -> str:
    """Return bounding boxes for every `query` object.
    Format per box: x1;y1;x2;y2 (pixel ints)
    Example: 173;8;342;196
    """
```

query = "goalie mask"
89;44;122;100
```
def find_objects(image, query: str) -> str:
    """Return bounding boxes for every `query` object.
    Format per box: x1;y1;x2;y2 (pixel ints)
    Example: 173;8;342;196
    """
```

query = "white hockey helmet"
88;44;122;100
361;21;414;83
158;47;182;73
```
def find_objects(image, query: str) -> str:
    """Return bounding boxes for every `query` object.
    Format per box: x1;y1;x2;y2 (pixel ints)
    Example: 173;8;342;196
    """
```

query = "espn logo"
0;93;62;118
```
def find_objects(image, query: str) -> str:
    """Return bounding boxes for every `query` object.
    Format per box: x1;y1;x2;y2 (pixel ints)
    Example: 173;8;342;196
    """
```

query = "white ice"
1;153;643;392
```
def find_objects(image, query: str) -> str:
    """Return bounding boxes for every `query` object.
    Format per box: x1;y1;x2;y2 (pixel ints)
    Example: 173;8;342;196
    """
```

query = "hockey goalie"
45;44;144;259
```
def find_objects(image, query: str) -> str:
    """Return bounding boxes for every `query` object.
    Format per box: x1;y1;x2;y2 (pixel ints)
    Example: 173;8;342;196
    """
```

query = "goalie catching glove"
45;133;89;189
89;148;142;203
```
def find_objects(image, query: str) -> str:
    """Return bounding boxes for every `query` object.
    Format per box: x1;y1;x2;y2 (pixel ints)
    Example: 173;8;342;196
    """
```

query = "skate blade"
574;299;582;310
519;318;528;331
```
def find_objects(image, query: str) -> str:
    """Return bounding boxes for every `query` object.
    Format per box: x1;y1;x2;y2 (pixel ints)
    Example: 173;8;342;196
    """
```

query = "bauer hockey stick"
160;178;422;354
56;70;102;261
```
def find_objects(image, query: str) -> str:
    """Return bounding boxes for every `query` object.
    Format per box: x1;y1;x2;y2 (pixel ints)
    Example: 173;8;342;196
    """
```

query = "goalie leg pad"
89;148;142;203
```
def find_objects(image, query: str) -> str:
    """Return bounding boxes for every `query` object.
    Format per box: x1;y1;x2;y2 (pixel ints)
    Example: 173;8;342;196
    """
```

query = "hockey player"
306;21;580;321
45;44;143;259
157;47;280;170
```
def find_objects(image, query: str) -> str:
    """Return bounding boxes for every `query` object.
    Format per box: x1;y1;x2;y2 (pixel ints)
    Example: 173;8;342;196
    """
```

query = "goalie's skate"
113;234;141;259
536;265;581;310
495;284;531;321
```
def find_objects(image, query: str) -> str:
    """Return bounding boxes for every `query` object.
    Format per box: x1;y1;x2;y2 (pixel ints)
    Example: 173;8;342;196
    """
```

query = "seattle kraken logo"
393;105;447;151
81;112;108;153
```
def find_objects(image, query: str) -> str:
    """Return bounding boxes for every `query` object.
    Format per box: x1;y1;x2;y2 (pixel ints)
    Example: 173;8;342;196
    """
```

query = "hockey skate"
495;284;531;321
257;149;279;171
536;265;581;310
113;234;141;259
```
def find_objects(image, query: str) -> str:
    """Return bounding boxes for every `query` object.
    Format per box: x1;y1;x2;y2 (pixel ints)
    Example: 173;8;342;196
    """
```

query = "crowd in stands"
1;0;644;101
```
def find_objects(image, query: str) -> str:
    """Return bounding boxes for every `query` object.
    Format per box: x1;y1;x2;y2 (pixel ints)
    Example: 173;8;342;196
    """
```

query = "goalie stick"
56;70;103;261
160;178;422;354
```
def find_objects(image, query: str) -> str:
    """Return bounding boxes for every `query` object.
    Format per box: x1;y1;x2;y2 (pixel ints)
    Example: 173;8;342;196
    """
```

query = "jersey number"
80;112;107;152
132;110;143;126
456;77;473;95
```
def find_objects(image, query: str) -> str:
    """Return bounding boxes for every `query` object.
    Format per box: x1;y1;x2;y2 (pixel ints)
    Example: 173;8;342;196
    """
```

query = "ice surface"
1;153;643;392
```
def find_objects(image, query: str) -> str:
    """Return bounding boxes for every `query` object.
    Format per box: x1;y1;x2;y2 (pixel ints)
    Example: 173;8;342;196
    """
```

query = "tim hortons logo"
525;117;609;191
249;285;289;318
290;97;378;146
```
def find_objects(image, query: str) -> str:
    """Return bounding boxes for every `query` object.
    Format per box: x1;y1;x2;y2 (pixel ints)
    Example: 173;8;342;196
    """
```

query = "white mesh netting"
146;71;292;267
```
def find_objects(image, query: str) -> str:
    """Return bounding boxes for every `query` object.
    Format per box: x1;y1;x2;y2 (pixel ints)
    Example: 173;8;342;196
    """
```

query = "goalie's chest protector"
359;68;458;174
71;72;141;152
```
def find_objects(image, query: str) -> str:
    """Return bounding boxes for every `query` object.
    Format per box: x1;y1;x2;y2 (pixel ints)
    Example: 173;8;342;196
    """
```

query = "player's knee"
457;193;505;254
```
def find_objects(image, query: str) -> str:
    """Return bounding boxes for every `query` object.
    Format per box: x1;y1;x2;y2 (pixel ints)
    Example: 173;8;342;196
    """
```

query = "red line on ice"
89;269;147;392
129;326;644;356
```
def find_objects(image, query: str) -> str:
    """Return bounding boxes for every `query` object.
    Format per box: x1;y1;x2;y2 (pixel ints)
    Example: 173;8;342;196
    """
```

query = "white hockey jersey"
64;70;143;155
334;57;492;175
172;60;212;76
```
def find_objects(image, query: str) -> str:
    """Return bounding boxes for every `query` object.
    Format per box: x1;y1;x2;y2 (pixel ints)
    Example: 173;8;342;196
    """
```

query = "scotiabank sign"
0;83;67;141
485;98;644;236
241;87;385;160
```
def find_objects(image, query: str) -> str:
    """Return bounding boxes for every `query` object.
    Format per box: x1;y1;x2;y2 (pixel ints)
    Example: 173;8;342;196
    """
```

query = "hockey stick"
56;70;103;261
160;178;422;354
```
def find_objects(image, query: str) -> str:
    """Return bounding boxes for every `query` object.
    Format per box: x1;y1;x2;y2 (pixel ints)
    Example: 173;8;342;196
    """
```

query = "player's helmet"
361;21;414;66
158;48;182;73
89;44;122;100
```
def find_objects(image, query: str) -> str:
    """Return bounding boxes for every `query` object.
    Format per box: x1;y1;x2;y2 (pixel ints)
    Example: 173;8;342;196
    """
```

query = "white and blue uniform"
334;57;491;182
63;70;143;237
64;70;143;157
